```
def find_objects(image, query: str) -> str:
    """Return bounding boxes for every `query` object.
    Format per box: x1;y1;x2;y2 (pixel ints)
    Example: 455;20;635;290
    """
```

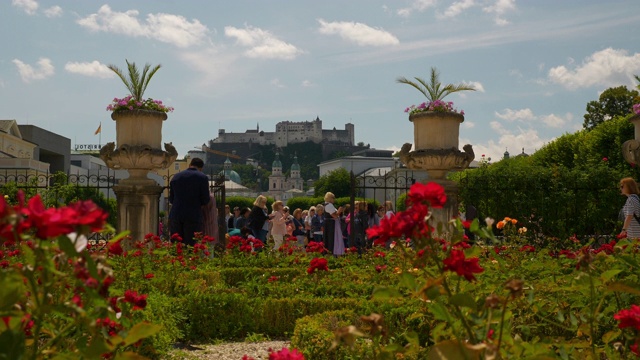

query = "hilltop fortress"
213;117;354;147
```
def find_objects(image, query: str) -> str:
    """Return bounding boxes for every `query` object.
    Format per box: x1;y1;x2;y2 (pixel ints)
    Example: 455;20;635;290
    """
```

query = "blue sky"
2;0;640;164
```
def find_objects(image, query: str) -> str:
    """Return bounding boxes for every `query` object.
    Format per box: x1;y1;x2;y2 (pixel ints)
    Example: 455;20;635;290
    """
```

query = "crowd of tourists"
220;193;397;256
167;157;400;254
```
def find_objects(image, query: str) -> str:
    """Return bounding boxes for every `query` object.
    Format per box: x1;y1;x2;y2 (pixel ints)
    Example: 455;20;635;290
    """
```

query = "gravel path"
166;341;291;360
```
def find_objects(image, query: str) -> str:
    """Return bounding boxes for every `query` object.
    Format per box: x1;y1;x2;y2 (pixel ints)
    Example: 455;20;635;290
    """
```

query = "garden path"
166;340;290;359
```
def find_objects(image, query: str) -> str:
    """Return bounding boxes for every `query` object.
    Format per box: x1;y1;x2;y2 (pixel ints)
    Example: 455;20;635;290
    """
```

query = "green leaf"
600;269;622;282
424;285;442;300
556;310;565;323
404;331;420;346
0;272;26;312
617;255;640;269
429;302;451;322
469;218;480;233
0;329;25;360
383;343;403;353
122;322;162;347
569;312;578;327
399;273;417;291
607;282;640;295
601;329;621;344
57;235;79;258
449;293;477;311
426;339;481;360
372;287;403;300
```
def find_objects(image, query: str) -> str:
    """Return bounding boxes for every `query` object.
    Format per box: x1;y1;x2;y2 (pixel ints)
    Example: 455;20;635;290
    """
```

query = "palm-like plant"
107;60;161;102
397;67;475;102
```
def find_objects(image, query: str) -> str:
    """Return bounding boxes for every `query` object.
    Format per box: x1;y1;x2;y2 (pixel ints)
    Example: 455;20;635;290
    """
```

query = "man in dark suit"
168;157;210;246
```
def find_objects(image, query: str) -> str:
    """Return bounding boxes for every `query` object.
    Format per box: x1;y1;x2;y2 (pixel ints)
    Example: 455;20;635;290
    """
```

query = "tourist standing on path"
384;201;395;219
234;207;251;231
349;201;369;255
248;195;272;243
291;208;306;247
270;201;287;250
168;157;210;246
305;207;316;242
324;192;344;256
311;205;324;243
619;177;640;239
223;205;232;232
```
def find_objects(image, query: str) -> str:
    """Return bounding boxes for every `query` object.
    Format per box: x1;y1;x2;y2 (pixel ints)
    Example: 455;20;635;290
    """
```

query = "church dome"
291;155;300;171
219;169;242;184
272;152;282;168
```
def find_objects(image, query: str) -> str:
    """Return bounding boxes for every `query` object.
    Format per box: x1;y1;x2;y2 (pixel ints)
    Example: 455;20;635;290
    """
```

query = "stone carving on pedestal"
622;114;640;165
398;111;475;230
100;110;177;244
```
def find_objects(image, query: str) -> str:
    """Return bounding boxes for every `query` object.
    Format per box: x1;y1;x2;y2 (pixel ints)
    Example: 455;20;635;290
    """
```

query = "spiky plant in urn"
397;67;475;180
100;60;177;182
100;59;178;243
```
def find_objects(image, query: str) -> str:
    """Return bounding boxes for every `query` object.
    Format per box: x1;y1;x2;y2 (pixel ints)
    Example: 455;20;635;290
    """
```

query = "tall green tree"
583;86;638;130
396;67;475;102
108;60;162;101
313;168;351;198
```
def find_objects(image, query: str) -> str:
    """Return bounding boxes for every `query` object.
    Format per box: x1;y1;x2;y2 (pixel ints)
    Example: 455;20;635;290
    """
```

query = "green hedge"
291;310;370;360
291;305;430;359
218;267;303;287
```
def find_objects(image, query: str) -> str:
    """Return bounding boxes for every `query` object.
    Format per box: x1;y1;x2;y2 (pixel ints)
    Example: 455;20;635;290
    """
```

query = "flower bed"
2;183;640;359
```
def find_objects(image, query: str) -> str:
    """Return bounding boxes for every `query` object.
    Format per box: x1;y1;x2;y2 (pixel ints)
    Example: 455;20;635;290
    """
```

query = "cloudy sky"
2;0;640;164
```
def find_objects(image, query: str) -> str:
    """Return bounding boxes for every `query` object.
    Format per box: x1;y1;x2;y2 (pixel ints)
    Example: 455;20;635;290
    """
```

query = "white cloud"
540;112;573;128
465;81;485;92
548;48;640;90
12;58;55;83
462;121;475;129
77;5;209;48
64;61;114;78
301;80;314;87
270;78;285;88
464;126;547;161
12;0;38;15
177;47;241;90
508;69;523;78
224;25;303;60
44;5;62;18
494;108;535;122
438;0;476;19
317;19;399;47
482;0;516;26
397;0;437;17
494;108;573;129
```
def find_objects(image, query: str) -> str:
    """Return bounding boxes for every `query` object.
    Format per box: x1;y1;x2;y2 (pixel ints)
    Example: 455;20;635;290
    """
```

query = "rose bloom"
443;250;484;282
614;304;640;330
307;258;328;274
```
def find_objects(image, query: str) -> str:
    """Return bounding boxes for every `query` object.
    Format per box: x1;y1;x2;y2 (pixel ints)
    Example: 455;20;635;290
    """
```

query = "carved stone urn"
622;114;640;165
399;110;475;230
100;109;178;243
410;111;463;150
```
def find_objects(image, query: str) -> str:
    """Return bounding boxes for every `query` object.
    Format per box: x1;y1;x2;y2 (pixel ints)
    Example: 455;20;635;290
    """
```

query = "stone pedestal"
429;179;459;233
100;110;178;244
399;111;474;236
622;114;640;165
113;181;164;244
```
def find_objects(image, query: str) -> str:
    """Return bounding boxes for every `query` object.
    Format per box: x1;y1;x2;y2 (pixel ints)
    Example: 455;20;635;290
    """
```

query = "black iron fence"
0;169;227;243
457;173;622;238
